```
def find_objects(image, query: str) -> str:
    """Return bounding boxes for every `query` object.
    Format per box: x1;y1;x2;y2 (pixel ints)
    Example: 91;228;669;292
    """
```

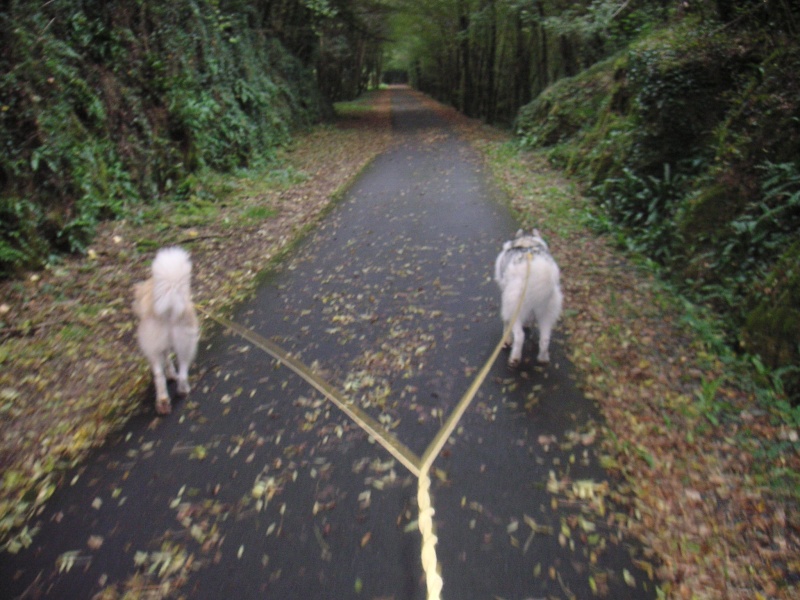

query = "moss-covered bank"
0;1;328;276
515;17;800;401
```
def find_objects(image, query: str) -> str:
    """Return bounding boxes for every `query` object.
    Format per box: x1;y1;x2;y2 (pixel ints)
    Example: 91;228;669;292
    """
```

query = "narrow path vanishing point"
1;88;657;600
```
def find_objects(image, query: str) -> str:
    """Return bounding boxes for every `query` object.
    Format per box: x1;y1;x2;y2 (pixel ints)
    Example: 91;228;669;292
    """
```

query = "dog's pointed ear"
515;229;523;238
533;228;540;237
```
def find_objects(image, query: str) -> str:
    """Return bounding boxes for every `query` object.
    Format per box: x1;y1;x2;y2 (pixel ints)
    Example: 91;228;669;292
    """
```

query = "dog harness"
509;238;549;258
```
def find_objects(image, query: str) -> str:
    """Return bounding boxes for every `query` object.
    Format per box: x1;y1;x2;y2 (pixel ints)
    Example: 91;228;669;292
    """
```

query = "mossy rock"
679;180;748;245
579;110;635;185
743;241;800;399
515;58;615;149
625;35;747;175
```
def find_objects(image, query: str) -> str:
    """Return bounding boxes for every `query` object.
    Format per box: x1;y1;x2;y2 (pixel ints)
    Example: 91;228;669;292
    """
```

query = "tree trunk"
457;0;473;116
485;0;497;123
536;1;549;96
514;8;531;111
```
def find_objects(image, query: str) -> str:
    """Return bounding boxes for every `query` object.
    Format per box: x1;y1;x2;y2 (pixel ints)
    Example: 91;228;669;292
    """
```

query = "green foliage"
540;0;666;52
592;164;687;264
0;0;327;276
594;22;744;176
0;199;48;277
389;0;669;123
514;9;800;403
743;238;800;399
712;161;800;279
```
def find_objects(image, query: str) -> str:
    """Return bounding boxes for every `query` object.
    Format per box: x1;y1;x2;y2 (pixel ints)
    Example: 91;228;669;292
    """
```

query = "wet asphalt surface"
1;89;656;599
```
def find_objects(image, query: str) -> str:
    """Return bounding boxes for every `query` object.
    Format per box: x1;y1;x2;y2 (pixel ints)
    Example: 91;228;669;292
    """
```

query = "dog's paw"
507;358;520;369
536;353;550;364
156;398;172;415
177;380;191;397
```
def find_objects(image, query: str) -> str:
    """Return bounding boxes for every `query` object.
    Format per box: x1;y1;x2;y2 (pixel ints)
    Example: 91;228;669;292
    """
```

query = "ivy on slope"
514;19;800;403
0;0;326;276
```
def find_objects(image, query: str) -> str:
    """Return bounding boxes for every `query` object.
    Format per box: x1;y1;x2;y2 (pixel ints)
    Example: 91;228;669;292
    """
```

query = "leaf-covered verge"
514;13;800;406
0;0;328;278
0;91;392;552
446;127;800;596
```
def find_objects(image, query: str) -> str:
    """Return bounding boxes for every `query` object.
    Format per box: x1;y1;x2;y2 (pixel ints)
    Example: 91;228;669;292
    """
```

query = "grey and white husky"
494;229;563;367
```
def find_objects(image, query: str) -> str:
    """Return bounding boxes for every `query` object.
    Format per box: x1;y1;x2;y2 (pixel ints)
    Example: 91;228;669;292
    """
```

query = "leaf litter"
1;88;797;600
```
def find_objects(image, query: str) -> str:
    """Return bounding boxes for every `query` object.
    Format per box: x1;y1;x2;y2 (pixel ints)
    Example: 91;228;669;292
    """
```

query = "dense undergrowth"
0;0;326;277
515;10;800;405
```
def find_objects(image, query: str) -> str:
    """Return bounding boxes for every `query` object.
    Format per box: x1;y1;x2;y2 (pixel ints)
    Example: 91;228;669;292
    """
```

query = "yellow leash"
414;315;515;598
196;253;531;600
196;307;423;478
415;253;531;599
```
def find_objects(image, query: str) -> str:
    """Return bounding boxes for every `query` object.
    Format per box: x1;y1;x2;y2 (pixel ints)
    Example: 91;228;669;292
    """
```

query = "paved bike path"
1;89;655;600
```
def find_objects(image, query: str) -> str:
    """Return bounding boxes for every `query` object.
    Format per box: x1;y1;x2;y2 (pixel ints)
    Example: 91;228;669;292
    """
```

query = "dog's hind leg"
534;295;562;364
508;319;525;368
500;285;524;364
174;356;192;397
175;365;191;396
172;324;198;397
536;323;552;364
149;358;171;415
501;319;512;349
138;320;172;414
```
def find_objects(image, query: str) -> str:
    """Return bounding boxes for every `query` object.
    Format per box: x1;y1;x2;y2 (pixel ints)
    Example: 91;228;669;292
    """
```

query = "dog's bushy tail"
151;247;192;319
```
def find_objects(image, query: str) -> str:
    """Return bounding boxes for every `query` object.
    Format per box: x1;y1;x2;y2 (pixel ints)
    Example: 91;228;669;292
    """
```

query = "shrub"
514;13;800;402
591;163;687;264
0;1;326;276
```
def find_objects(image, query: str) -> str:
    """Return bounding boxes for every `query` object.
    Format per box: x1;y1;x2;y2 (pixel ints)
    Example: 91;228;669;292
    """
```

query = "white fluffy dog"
133;247;199;415
494;229;563;367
